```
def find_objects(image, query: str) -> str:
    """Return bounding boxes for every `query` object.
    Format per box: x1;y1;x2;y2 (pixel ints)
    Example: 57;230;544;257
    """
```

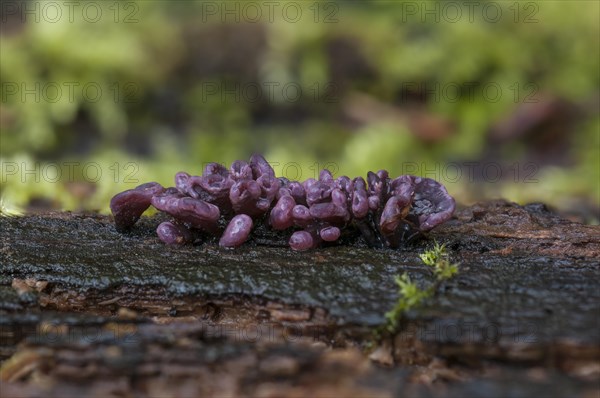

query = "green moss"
384;273;433;333
1;1;598;215
383;241;459;334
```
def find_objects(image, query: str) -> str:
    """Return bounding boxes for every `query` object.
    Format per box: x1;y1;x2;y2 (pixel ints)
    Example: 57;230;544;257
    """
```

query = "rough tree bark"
1;200;598;397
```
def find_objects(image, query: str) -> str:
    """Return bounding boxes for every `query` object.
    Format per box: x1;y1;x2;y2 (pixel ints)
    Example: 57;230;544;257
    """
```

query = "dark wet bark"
1;200;598;397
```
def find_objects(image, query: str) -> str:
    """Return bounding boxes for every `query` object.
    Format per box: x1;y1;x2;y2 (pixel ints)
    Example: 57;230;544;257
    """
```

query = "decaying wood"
1;200;599;397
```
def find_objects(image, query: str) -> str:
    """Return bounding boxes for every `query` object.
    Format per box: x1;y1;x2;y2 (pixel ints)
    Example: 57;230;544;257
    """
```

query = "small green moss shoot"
419;241;459;280
383;241;459;334
383;273;432;333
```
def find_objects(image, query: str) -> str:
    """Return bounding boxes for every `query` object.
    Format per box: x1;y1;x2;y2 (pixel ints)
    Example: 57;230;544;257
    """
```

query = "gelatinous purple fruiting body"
219;214;253;248
110;182;165;231
110;155;455;250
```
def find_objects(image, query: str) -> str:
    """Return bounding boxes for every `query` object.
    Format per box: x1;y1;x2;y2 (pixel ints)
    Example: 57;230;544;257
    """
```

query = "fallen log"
1;200;598;397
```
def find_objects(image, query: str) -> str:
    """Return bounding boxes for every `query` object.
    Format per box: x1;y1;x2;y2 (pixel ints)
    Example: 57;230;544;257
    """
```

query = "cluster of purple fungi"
110;155;455;251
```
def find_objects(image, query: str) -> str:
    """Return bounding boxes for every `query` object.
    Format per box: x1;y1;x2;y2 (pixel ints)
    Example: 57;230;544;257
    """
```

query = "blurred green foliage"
1;1;598;221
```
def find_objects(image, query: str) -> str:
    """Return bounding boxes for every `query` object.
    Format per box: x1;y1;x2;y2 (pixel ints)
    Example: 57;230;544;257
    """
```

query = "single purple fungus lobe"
270;195;296;230
110;182;164;231
289;230;315;251
219;214;253;248
410;177;455;231
157;221;193;245
320;226;341;242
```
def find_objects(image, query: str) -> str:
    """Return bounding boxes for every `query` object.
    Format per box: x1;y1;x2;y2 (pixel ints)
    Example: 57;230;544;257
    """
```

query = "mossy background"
1;1;598;222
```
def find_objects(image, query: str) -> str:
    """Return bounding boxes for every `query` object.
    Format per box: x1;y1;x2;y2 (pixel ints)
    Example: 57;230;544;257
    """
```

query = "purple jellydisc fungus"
320;226;341;242
110;182;165;231
292;204;312;228
110;154;455;250
230;179;263;217
270;195;296;230
157;221;193;245
289;230;317;251
151;194;220;233
351;177;369;219
409;177;455;232
219;214;253;248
